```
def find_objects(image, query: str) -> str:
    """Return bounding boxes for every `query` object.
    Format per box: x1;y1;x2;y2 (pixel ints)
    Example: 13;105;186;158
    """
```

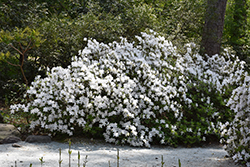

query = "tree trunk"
201;0;227;56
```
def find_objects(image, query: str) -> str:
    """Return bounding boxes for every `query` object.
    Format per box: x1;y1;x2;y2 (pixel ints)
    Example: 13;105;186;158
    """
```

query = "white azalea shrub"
221;74;250;166
10;31;246;148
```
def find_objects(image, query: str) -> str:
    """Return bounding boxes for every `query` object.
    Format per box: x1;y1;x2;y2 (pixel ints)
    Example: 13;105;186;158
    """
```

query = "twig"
8;42;29;87
6;61;20;67
19;42;24;53
9;43;23;56
22;40;32;57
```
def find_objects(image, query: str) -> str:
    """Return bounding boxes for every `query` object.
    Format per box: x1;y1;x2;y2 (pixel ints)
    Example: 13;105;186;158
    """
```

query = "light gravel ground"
0;138;242;167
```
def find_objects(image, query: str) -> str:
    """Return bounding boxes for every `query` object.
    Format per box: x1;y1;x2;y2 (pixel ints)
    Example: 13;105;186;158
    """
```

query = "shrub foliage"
221;74;250;166
10;32;247;149
2;0;250;166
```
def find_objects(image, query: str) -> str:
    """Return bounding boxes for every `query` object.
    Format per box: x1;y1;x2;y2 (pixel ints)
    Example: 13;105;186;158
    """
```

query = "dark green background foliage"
223;0;250;71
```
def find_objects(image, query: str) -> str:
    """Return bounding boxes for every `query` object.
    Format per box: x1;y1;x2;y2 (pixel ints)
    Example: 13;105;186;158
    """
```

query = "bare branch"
9;43;23;56
23;40;32;55
7;61;20;67
20;65;28;86
28;44;36;50
19;42;24;53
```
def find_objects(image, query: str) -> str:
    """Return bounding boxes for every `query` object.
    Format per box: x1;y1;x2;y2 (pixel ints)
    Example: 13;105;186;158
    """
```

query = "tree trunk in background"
201;0;227;56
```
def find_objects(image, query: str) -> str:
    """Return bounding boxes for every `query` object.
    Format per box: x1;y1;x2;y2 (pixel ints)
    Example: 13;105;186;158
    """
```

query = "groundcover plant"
10;31;249;165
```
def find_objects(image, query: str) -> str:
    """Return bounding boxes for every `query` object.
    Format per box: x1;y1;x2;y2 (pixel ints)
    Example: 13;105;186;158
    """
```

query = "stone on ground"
0;135;21;144
0;124;21;143
25;135;51;143
12;143;22;147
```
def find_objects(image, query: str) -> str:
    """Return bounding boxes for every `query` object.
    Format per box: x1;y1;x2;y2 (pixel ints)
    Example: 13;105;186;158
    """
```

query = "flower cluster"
10;31;247;150
221;74;250;166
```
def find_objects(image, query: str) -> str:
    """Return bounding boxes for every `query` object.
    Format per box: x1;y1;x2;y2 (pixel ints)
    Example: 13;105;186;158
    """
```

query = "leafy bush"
0;52;25;103
0;0;162;104
221;74;250;166
223;0;250;67
120;3;160;41
0;0;48;30
0;27;45;103
10;31;245;147
175;44;245;145
160;0;205;46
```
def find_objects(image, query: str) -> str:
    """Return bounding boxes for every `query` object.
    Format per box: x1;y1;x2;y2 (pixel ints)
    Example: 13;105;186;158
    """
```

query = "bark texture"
201;0;227;56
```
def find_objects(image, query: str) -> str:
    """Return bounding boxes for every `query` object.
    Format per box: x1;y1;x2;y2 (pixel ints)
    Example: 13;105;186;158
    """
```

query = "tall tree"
201;0;228;56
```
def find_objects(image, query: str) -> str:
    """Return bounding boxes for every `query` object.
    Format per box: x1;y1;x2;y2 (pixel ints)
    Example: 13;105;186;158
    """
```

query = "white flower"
8;30;249;152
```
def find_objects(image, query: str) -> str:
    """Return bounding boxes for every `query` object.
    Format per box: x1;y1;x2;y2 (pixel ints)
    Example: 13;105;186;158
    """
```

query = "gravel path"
0;138;241;167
